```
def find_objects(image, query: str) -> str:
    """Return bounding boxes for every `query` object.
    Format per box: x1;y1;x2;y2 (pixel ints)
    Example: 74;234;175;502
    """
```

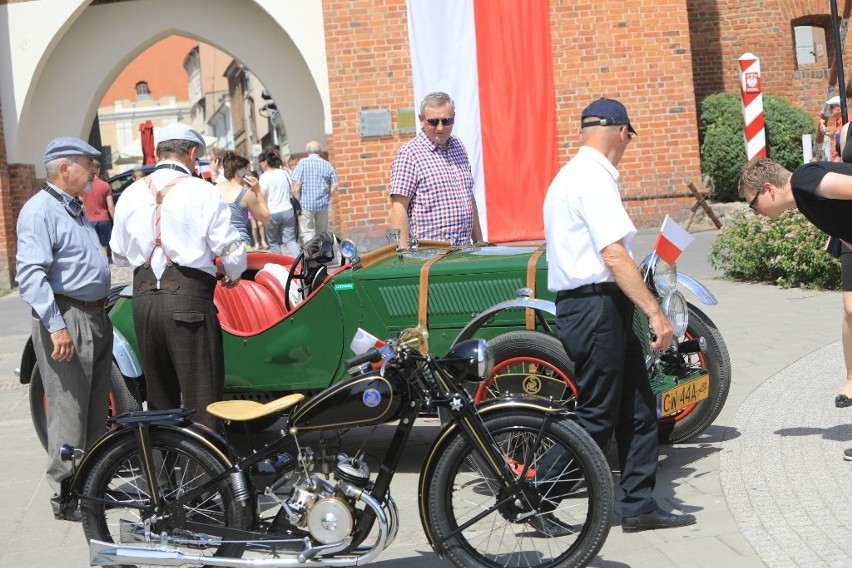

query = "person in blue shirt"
291;141;338;244
16;136;112;521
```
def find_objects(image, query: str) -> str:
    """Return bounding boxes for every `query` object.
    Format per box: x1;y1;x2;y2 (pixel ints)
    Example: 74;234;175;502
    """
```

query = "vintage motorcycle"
57;329;615;568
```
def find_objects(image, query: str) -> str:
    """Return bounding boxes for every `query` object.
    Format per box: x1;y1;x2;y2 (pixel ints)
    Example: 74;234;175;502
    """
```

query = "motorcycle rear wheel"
81;429;249;566
426;411;613;568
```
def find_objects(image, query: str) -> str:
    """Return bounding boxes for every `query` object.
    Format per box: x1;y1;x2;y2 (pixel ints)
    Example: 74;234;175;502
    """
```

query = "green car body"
109;243;550;395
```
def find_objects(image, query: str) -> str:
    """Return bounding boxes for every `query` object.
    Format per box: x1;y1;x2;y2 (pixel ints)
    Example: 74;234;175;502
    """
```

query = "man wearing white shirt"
543;98;694;534
111;123;246;430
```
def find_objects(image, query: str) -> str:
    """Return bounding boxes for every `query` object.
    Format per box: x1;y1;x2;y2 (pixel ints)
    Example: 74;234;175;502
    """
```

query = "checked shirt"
291;154;337;211
389;132;475;245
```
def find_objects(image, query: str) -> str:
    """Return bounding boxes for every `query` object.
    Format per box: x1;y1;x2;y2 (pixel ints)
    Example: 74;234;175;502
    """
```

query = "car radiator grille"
378;279;524;319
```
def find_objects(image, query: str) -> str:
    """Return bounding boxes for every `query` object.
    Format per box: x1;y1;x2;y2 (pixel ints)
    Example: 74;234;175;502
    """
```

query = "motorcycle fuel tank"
290;371;409;431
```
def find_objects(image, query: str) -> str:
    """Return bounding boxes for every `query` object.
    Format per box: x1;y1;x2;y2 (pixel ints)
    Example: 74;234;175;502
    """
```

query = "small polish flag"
653;215;694;265
350;328;385;355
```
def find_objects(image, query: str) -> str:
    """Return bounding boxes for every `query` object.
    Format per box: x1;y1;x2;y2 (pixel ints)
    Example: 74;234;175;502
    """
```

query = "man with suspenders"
111;123;246;431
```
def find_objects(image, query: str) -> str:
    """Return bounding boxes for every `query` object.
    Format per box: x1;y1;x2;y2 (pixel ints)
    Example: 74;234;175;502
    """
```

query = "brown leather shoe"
621;507;696;533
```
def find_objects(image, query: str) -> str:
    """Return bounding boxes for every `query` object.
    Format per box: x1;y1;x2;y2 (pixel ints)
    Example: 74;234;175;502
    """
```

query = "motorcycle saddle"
207;393;305;422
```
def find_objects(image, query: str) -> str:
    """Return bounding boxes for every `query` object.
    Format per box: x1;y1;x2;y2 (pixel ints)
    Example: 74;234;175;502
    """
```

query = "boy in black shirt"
739;156;852;460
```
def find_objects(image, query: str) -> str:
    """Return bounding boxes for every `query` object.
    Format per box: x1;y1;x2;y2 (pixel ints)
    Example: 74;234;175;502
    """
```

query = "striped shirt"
291;154;337;210
389;132;475;245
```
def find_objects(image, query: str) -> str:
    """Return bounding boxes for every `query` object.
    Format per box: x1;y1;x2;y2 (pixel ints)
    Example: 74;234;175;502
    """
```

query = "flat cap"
157;122;206;155
43;136;101;164
581;98;637;135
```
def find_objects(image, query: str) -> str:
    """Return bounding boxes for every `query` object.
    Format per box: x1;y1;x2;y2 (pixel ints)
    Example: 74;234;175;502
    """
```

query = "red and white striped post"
739;53;766;160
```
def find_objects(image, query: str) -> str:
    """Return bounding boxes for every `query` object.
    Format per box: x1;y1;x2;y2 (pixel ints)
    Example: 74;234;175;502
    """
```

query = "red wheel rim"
475;356;578;404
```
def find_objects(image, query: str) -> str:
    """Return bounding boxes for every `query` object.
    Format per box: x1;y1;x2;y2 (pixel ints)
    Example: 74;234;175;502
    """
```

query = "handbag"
290;196;302;216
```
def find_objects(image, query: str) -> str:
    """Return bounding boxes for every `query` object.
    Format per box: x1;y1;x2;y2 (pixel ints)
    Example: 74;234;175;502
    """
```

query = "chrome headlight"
652;255;678;297
661;291;688;337
444;338;494;382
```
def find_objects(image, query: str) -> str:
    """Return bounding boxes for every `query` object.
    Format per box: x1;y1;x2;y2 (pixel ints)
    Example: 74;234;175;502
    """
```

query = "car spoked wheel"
658;303;731;444
482;331;577;408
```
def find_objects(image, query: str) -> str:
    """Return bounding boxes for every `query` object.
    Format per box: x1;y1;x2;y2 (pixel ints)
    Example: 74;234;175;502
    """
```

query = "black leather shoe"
621;507;696;533
836;394;852;408
527;512;575;537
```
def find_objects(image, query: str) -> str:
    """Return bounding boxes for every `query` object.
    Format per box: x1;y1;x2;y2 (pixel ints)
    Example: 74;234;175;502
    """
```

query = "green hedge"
700;93;815;202
709;209;840;290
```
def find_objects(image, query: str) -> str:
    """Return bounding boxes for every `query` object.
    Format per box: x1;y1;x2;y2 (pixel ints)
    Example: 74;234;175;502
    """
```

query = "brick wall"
322;0;704;237
689;0;848;123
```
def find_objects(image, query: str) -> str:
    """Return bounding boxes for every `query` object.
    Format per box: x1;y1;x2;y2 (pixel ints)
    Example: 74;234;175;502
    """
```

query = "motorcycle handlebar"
345;348;383;369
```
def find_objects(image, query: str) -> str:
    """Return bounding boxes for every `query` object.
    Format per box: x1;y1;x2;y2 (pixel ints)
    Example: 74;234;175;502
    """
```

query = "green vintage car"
19;237;729;445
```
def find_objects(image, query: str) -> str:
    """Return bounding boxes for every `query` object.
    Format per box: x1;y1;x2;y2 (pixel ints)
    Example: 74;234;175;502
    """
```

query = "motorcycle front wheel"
426;411;613;568
81;429;249;564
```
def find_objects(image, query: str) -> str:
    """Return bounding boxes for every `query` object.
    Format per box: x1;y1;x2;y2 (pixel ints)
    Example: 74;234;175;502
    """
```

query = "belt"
556;282;620;300
54;293;107;308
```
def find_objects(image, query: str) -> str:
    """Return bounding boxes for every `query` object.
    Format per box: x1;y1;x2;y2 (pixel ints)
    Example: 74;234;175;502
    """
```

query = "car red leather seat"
213;279;287;336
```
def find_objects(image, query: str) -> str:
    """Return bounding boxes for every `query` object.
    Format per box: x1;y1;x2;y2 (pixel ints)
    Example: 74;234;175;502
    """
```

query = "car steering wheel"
284;251;308;312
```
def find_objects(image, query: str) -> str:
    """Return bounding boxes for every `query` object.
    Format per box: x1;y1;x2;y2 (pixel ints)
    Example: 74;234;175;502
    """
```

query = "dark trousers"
133;264;223;431
555;289;659;517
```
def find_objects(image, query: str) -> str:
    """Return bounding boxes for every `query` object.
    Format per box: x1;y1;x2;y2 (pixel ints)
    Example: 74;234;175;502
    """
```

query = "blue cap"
581;98;637;134
43;136;101;164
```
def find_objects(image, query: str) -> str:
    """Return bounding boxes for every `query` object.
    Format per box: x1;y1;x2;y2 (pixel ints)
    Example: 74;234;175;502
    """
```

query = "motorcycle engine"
284;453;371;545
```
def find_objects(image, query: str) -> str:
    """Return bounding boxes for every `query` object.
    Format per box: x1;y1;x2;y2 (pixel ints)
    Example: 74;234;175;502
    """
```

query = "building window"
135;81;151;99
792;17;831;70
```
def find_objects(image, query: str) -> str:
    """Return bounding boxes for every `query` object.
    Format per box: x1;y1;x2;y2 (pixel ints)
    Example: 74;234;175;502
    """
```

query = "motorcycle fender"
451;298;557;344
63;423;233;502
112;327;143;378
677;273;718;306
417;397;572;554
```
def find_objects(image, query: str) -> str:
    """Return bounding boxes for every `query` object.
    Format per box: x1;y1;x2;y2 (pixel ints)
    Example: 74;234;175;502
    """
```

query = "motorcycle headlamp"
661;290;689;337
442;339;494;383
651;255;678;297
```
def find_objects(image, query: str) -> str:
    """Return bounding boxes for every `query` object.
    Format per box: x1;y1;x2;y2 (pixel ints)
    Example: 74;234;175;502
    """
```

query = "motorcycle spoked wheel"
479;331;577;408
82;429;249;566
29;362;142;451
657;303;731;444
426;411;613;568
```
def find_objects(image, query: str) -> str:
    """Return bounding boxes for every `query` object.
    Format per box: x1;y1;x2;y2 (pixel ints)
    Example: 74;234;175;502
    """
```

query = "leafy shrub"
700;93;816;202
709;210;840;290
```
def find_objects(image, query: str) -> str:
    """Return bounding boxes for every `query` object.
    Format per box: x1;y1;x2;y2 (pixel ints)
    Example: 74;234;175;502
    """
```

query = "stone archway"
0;0;330;287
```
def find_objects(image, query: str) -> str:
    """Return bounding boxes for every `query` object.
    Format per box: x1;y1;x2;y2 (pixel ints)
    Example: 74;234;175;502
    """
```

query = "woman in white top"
259;149;300;256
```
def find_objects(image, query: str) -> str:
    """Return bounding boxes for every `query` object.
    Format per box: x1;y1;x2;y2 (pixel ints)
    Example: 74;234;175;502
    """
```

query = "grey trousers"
33;302;113;496
266;209;300;256
299;208;329;245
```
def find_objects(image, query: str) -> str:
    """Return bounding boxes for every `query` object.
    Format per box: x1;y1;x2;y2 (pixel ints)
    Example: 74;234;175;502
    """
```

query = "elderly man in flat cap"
16;136;112;520
111;123;246;431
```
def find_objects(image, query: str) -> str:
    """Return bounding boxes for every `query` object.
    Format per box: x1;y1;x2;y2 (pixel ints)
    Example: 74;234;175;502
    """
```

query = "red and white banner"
406;0;558;243
654;215;694;265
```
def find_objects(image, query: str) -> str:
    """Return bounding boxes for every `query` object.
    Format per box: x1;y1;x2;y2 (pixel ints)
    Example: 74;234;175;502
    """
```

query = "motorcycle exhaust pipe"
677;336;706;354
90;487;389;567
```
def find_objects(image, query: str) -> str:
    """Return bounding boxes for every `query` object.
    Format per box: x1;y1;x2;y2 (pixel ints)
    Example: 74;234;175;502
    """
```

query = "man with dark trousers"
111;123;246;430
16;137;112;519
543;98;696;533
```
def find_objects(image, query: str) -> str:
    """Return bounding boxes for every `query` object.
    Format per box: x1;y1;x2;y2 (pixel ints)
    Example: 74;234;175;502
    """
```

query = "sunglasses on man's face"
748;190;762;211
425;117;455;127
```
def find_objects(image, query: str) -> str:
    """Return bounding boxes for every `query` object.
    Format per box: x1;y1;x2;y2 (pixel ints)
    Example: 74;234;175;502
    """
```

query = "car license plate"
656;374;710;418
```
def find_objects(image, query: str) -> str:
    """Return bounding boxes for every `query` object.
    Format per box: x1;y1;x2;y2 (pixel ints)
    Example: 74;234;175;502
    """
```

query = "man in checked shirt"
389;91;483;248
